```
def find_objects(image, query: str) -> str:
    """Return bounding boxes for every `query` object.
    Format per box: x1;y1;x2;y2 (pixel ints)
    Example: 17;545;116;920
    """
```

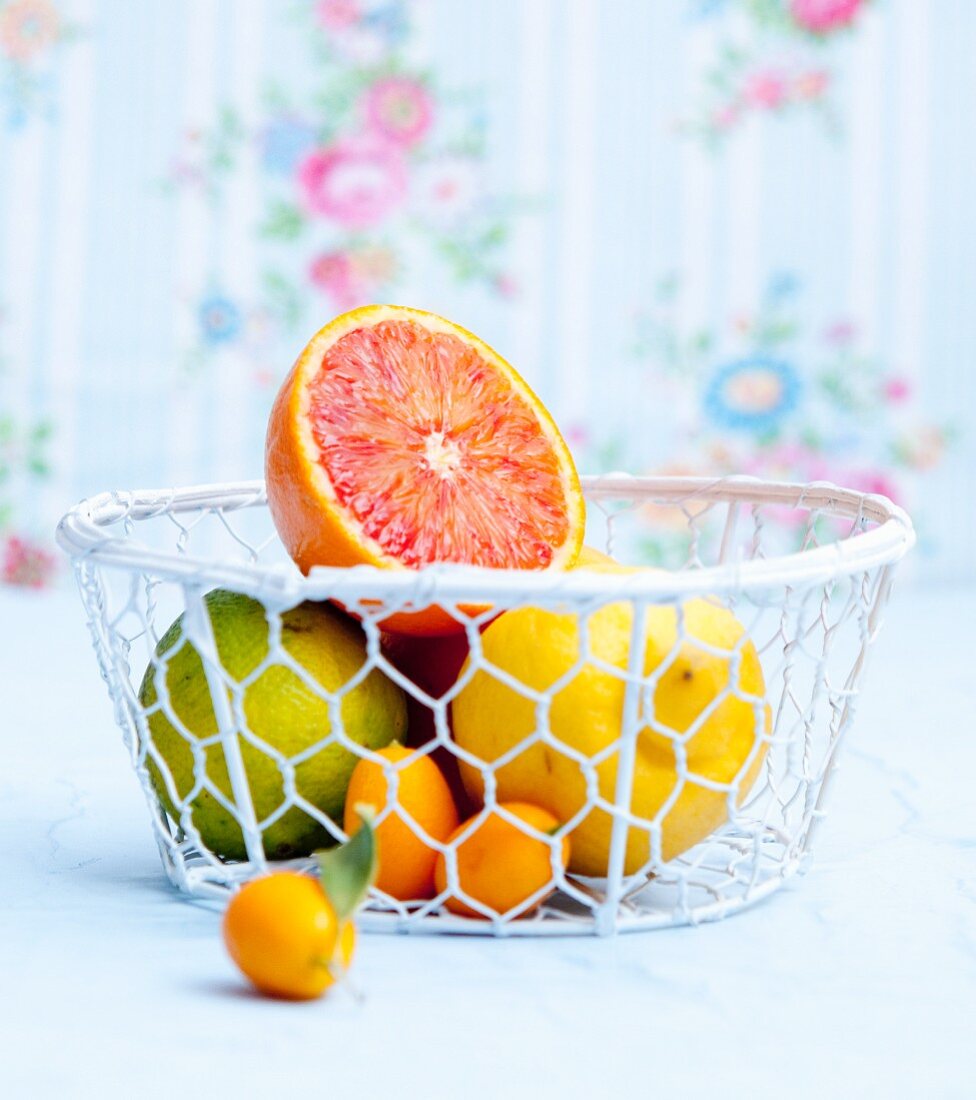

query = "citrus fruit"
381;630;472;712
380;630;471;805
573;550;668;575
434;802;570;919
264;304;585;635
344;743;459;900
379;545;621;760
138;589;407;861
222;872;354;1000
574;545;617;568
451;594;770;876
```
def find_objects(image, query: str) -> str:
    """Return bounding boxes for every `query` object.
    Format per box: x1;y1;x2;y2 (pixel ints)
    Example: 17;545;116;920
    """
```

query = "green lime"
138;589;407;861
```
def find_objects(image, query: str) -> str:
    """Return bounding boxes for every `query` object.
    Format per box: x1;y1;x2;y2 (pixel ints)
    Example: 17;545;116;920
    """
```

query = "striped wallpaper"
0;0;972;585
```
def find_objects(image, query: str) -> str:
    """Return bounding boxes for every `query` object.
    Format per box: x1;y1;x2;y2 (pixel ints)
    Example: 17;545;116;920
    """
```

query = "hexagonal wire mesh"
57;475;913;935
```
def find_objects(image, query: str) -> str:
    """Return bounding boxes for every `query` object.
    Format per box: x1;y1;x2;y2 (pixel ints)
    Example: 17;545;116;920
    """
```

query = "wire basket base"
161;818;805;936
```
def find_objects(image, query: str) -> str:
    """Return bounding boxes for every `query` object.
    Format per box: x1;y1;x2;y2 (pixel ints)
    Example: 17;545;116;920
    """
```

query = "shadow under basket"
56;474;914;936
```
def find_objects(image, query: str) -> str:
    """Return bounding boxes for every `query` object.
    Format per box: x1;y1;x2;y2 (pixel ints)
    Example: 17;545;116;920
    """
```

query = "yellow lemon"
451;589;769;877
573;545;618;568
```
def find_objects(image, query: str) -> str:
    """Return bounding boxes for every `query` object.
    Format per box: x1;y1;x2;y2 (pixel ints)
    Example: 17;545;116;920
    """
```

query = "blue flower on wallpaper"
361;4;409;46
0;0;81;128
703;355;802;433
0;67;53;128
260;117;317;175
198;294;242;344
765;271;800;303
687;0;732;19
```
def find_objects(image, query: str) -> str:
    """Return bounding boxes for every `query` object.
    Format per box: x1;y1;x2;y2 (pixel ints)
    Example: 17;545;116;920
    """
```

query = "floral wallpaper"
0;308;55;587
0;0;79;127
683;0;870;145
0;0;72;585
164;0;527;382
0;0;968;590
575;272;952;566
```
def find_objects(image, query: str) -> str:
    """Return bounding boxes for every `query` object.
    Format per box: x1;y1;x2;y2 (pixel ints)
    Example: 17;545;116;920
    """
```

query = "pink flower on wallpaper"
309;251;358;307
897;426;947;472
564;424;589;450
2;535;56;588
363;76;434;148
315;0;361;32
884;376;912;403
309;243;398;309
713;104;741;131
412;156;481;226
790;0;866;36
0;0;60;62
834;467;901;503
824;319;857;346
742;70;789;110
794;70;829;100
743;441;823;481
741;443;831;529
297;138;407;229
349;243;397;286
493;273;518;298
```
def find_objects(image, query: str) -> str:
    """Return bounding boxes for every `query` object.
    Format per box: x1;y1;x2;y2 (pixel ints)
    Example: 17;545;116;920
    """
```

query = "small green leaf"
262;81;289;112
761;320;798;345
635;536;666;567
692;329;713;354
259;200;305;241
656;273;679;300
316;810;378;923
481;223;507;247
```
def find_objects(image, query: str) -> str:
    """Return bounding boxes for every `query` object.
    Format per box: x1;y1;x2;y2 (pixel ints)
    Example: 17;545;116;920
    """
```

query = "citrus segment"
265;306;585;632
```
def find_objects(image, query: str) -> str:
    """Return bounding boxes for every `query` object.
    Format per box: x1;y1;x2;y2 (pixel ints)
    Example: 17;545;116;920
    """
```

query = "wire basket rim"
55;472;915;601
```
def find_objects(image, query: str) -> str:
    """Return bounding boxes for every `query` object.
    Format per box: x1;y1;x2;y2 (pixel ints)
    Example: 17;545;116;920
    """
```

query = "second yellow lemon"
451;592;770;877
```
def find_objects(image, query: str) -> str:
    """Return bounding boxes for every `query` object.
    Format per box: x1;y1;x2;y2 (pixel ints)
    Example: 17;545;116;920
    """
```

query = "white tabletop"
2;584;973;1099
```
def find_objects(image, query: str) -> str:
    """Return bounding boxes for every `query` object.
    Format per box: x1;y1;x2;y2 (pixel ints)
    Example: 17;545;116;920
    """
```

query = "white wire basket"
57;474;914;936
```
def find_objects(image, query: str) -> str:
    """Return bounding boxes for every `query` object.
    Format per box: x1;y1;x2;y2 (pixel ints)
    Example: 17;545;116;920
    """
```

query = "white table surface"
2;584;973;1099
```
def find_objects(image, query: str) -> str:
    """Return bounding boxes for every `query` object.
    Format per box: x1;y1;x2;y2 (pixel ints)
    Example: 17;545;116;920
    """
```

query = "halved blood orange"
265;305;585;634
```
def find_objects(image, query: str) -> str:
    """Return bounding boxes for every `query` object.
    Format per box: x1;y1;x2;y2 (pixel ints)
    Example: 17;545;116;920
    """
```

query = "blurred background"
0;0;972;589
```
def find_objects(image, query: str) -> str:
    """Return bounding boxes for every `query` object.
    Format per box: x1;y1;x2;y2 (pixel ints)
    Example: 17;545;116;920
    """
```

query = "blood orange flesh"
307;319;573;569
265;306;584;613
